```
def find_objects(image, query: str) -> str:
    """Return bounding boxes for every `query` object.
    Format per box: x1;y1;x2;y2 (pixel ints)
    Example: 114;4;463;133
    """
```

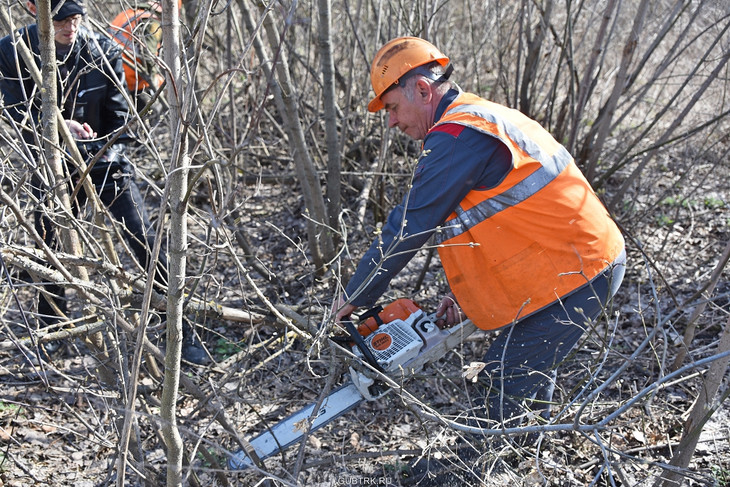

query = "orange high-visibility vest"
109;9;164;93
432;92;625;330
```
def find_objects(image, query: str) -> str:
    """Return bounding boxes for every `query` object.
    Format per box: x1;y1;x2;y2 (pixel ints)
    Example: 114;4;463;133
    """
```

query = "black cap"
30;0;86;21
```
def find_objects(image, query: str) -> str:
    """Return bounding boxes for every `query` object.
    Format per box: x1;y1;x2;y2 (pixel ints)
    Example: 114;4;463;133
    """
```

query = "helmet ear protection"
368;37;450;113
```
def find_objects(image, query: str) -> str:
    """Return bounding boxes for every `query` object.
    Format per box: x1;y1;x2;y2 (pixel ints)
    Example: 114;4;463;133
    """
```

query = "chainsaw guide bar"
228;301;477;470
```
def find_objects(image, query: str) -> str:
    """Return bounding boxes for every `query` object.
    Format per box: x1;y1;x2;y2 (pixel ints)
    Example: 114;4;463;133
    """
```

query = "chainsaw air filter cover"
361;309;425;372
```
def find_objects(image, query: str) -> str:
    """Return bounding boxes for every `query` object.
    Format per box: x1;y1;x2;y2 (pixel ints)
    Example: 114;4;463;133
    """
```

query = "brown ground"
1;105;729;487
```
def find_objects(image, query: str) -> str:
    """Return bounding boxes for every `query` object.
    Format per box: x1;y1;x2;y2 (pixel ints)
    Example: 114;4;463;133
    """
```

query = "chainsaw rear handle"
341;317;384;373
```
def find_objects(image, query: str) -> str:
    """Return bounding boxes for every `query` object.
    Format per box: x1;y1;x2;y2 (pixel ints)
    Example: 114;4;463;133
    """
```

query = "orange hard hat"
368;36;450;113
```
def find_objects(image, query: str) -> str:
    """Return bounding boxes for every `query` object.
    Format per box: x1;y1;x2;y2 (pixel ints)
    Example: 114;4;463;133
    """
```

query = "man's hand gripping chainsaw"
228;299;476;470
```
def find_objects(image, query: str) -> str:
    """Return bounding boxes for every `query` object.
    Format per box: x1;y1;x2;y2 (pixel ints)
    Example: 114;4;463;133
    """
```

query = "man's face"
381;81;432;140
53;14;82;46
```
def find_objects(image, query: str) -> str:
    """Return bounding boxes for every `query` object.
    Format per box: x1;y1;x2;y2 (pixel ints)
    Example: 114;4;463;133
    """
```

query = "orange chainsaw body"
356;298;422;337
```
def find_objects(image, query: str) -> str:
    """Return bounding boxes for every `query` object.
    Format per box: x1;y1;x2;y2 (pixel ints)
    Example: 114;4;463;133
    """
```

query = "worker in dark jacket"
0;0;206;364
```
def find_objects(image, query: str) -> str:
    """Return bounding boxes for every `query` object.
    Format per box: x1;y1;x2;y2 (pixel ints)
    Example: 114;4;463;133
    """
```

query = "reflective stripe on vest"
434;102;573;243
430;92;624;330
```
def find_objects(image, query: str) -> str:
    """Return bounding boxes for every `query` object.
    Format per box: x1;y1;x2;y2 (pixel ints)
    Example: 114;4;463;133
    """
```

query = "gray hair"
400;61;452;100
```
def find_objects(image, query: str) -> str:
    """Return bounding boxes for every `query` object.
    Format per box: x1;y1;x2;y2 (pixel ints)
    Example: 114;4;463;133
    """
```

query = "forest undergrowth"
1;0;730;486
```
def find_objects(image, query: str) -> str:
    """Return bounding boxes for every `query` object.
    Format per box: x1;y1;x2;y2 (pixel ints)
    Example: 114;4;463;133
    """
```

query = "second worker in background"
0;0;207;364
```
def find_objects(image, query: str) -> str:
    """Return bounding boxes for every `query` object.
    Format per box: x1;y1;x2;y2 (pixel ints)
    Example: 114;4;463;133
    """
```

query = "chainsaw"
228;299;477;470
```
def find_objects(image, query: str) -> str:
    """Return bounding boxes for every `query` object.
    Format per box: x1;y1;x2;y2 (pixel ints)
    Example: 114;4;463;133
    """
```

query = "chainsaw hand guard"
341;317;384;373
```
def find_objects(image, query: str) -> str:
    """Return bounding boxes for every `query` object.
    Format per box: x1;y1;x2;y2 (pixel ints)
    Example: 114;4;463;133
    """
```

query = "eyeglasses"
53;14;83;28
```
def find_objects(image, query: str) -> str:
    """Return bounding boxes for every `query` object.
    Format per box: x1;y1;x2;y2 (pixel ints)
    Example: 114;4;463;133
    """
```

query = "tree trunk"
655;314;730;487
567;0;618;153
519;0;552;118
671;240;730;370
581;0;649;182
21;0;114;373
317;0;342;234
160;1;186;485
242;0;335;272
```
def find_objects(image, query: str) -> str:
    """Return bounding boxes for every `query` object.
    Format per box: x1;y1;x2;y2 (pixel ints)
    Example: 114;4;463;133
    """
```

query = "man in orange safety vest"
335;37;626;460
